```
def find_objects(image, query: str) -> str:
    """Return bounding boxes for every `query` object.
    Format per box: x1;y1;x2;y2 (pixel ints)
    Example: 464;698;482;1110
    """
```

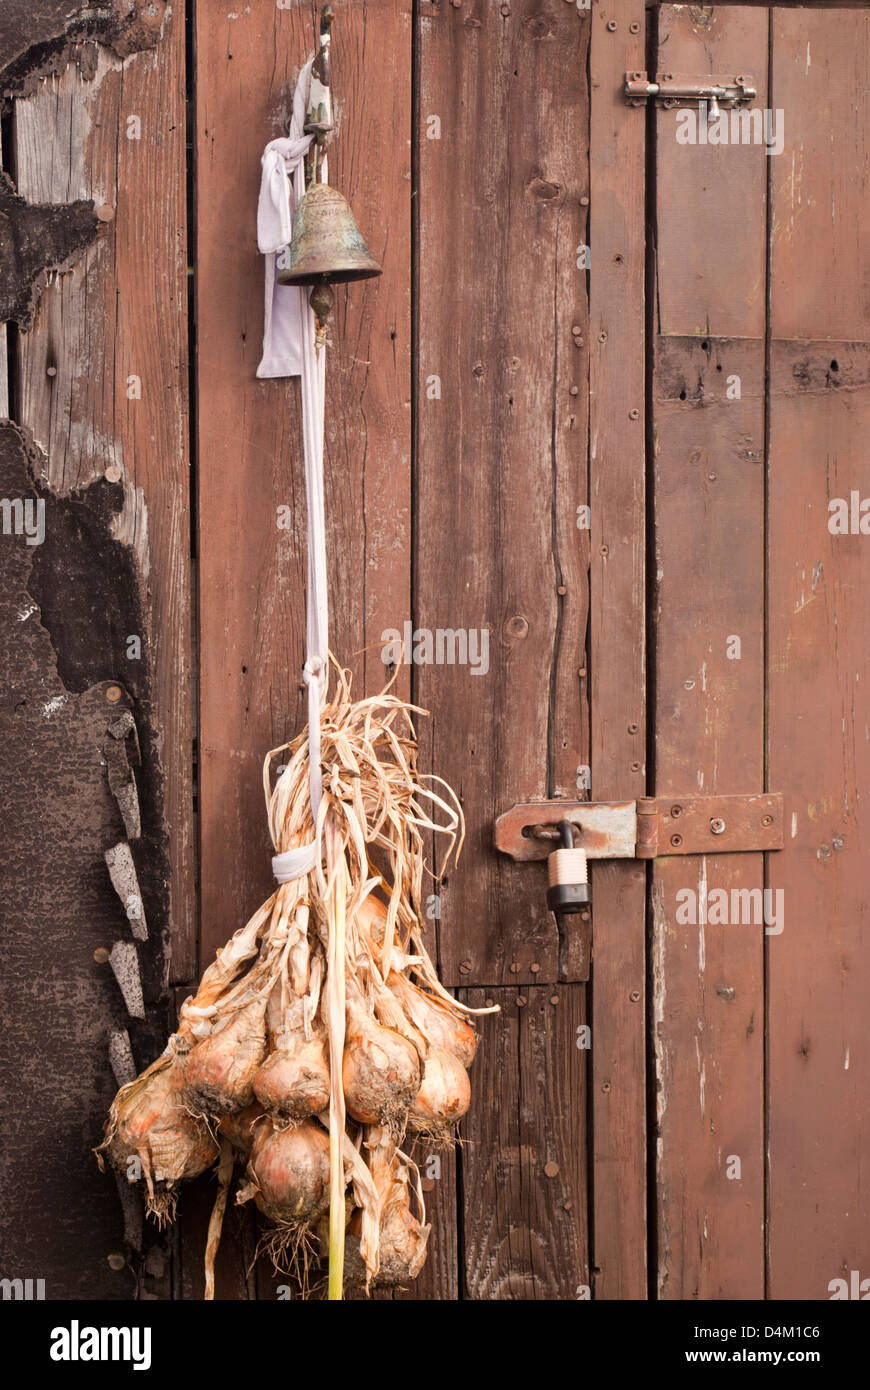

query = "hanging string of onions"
98;660;497;1297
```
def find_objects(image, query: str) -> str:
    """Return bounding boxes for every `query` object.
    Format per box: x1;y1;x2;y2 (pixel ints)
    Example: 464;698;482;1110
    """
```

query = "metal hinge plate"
625;71;757;111
494;793;784;862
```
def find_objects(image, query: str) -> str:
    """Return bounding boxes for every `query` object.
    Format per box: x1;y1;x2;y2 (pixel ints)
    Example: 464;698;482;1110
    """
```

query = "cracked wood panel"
651;6;767;1299
195;0;412;1298
588;0;647;1301
460;986;588;1300
416;0;591;989
14;22;194;982
767;8;870;1299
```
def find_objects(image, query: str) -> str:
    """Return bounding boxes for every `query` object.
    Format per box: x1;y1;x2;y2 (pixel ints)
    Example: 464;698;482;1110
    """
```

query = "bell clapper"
310;277;334;348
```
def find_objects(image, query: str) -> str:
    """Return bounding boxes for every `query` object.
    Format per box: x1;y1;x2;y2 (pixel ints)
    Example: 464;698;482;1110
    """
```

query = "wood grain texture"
651;338;765;1298
196;0;411;972
655;4;769;339
770;9;870;342
650;6;769;1300
415;0;591;988
588;0;647;1301
460;986;588;1300
14;26;194;980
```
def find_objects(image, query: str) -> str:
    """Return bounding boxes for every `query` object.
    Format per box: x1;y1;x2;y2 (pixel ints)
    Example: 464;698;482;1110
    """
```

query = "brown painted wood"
460;986;588;1300
771;9;870;343
650;5;769;1300
655;4;769;339
767;9;870;1299
196;0;411;969
14;26;194;980
651;338;765;1298
415;0;591;989
194;0;413;1298
588;0;648;1301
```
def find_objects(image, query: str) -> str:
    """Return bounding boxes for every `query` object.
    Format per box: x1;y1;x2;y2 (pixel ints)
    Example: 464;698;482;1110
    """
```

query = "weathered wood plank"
650;5;768;1300
14;28;194;982
588;0;647;1301
194;0;412;1298
770;9;870;343
651;339;765;1298
460;986;588;1300
415;0;591;988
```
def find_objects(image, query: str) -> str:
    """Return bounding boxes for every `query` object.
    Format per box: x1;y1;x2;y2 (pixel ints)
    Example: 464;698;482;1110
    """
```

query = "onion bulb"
408;1046;471;1136
388;971;478;1068
243;1117;330;1225
342;990;421;1128
99;1053;218;1222
253;996;330;1119
217;1102;266;1158
185;994;268;1114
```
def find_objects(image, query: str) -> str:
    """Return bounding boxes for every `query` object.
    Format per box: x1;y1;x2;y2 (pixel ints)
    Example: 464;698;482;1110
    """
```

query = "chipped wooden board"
14;23;194;982
588;0;648;1301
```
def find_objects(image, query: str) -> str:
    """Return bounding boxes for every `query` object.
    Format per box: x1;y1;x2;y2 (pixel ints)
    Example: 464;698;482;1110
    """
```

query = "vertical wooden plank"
416;0;591;990
460;986;588;1300
767;8;870;1300
588;0;647;1301
14;29;194;981
195;0;412;1296
650;5;768;1300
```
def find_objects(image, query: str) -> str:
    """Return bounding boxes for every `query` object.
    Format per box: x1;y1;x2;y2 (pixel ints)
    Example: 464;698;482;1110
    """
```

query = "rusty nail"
459;960;472;974
510;962;520;973
671;833;683;847
761;814;773;827
557;584;567;595
544;1161;560;1178
710;818;726;835
530;962;541;974
572;323;583;334
517;995;527;1007
579;196;589;207
96;203;115;223
574;337;584;347
105;685;123;703
450;0;462;6
579;908;591;921
93;947;110;964
630;989;641;1003
628;722;639;734
600;544;609;556
550;994;559;1005
602;1081;612;1093
629;21;640;32
107;1252;126;1271
569;385;579;396
578;666;587;677
606;20;617;31
46;365;57;378
629;408;640;420
671;804;682;817
485;998;495;1007
630;760;641;772
105;464;122;484
598;330;607;343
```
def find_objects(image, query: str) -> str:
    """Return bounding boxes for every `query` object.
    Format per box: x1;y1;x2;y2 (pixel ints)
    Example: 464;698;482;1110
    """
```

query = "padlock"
546;820;591;919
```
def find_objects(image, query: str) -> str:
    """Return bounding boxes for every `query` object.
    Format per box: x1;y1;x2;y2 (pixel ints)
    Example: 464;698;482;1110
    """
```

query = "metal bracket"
494;794;784;862
625;71;757;115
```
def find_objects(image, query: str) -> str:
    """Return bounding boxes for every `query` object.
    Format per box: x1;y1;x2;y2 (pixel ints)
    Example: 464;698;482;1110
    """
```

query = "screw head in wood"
516;995;527;1007
606;20;617;31
579;196;589;207
629;408;640;420
762;814;773;826
530;962;541;973
550;994;559;1005
630;760;641;772
510;962;520;973
107;1252;126;1271
671;804;682;817
710;818;726;835
569;385;579;396
459;960;472;974
630;989;641;1002
544;1161;560;1178
628;722;639;734
46;365;57;377
602;1081;612;1093
671;833;682;847
93;947;110;964
629;21;640;33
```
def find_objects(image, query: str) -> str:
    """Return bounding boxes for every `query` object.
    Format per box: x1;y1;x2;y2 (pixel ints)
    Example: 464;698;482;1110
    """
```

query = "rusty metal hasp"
494;794;784;862
624;71;757;116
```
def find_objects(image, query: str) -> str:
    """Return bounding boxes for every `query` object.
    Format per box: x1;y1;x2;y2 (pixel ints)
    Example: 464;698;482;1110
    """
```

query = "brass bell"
277;183;382;325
